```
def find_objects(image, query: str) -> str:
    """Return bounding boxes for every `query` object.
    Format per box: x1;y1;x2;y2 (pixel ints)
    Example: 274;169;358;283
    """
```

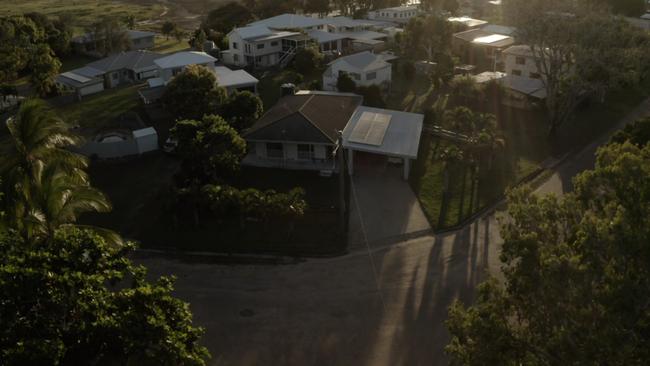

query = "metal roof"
86;50;164;73
249;14;328;29
327;51;391;72
154;51;217;69
448;17;488;28
214;66;259;88
343;106;424;159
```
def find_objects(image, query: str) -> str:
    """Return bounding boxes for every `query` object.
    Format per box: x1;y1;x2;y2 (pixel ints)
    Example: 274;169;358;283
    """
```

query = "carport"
342;106;424;180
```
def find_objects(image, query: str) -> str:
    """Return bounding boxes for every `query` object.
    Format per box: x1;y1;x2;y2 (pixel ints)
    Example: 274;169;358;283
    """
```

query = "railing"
279;46;297;68
422;125;471;143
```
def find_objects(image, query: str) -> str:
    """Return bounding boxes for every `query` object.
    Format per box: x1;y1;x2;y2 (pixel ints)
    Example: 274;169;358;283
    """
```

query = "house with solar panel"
242;90;424;179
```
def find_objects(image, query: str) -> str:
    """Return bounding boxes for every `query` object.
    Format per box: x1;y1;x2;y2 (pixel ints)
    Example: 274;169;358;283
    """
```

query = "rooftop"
244;92;363;144
343;106;424;159
503;45;535;57
481;24;517;36
501;75;547;99
249;13;328;29
328;51;391;72
85;50;163;73
448;16;488;28
214;66;259;88
308;30;349;43
154;51;217;69
374;5;418;12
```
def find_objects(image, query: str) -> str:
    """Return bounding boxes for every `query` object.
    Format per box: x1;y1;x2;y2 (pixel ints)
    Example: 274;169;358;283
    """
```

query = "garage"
342;106;424;180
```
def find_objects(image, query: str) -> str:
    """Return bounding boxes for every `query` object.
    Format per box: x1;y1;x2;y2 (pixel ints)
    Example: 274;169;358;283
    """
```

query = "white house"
367;6;419;24
153;51;218;82
502;45;543;80
323;51;392;91
222;25;307;69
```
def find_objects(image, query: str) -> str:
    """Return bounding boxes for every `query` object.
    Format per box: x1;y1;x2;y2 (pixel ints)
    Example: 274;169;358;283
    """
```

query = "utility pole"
336;131;346;234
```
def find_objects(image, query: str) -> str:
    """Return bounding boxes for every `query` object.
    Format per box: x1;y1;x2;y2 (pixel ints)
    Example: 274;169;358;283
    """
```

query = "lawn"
54;84;143;132
82;156;348;256
411;77;650;230
150;36;191;54
0;0;164;32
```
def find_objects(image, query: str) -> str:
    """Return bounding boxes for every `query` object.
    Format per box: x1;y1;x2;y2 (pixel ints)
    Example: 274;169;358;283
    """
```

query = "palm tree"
1;99;121;245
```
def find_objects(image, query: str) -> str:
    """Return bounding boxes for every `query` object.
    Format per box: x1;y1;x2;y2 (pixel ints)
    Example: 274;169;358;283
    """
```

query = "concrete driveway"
347;153;431;250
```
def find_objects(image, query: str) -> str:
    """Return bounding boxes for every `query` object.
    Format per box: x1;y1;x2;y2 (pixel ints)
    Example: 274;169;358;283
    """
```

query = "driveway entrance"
348;152;431;249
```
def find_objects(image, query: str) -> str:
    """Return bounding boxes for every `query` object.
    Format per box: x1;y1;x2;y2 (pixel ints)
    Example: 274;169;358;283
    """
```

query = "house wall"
131;36;155;50
367;9;418;23
323;62;392;91
79;83;105;96
504;53;542;80
226;32;247;67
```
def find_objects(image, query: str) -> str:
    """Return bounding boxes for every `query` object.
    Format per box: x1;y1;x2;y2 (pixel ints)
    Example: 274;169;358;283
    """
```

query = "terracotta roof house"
242;91;363;171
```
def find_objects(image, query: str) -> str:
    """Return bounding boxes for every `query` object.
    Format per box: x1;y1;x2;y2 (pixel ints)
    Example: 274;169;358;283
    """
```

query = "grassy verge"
54;84;142;131
0;0;164;31
151;36;191;54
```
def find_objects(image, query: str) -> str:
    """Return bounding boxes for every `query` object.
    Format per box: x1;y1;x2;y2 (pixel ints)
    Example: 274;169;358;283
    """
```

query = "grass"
83;157;347;256
54;84;142;131
0;0;164;32
151;36;191;54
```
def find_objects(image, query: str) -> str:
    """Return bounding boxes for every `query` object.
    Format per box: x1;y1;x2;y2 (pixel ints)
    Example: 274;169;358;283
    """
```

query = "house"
480;24;516;37
242;91;424;179
242;91;363;171
138;52;258;104
367;6;420;24
221;25;306;68
452;28;514;70
71;30;156;57
502;45;543;80
56;50;163;99
248;13;328;31
471;70;546;109
322;51;392;91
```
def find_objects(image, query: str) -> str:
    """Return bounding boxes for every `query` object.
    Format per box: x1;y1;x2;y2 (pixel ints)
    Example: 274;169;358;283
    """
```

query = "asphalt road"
138;97;650;366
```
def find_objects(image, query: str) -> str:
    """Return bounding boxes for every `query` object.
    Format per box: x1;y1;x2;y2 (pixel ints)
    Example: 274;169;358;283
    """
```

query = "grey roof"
244;92;362;143
322;16;376;28
308;30;349;43
214;66;259;88
249;14;328;29
481;24;517;36
56;72;103;88
328;51;391;72
503;45;535;57
501;75;547;99
86;50;164;73
154;51;217;69
453;28;492;42
231;25;273;40
448;17;488;28
374;5;418;11
343;106;424;159
138;86;166;103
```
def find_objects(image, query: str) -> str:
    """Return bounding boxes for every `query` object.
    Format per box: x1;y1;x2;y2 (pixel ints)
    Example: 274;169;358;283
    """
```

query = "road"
138;97;650;366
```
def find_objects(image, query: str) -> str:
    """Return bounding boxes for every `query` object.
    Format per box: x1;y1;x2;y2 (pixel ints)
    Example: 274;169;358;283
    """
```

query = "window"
297;144;314;160
529;72;541;79
515;56;526;65
257;43;265;49
271;41;278;46
511;69;522;76
232;42;238;49
266;143;284;159
366;71;377;80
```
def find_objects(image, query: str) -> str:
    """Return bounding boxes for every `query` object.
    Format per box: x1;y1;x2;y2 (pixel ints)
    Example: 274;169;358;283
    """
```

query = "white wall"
324;62;392;91
79;83;104;97
504;53;541;80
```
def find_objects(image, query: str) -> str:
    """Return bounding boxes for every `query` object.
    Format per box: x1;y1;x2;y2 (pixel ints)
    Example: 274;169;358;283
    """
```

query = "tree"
448;75;481;107
446;142;650;365
0;16;45;82
596;0;646;16
1;100;120;245
504;0;650;135
357;85;386;108
220;91;264;131
29;44;61;96
202;2;254;34
88;16;131;56
304;0;330;16
610;117;650;147
170;115;247;185
0;228;210;365
336;72;357;93
161;64;227;120
161;21;178;40
293;46;323;75
25;12;72;56
401;15;453;61
189;28;207;51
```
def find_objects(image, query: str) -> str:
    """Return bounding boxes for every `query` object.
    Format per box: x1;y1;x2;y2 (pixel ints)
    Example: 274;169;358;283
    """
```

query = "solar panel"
472;34;509;44
61;72;91;83
348;111;391;146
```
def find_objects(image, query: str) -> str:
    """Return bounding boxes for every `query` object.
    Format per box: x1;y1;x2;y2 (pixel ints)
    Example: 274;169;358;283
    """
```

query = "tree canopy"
336;72;357;93
0;228;209;365
220;90;264;132
161;64;228;120
401;15;453;61
202;2;255;34
446;141;650;365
